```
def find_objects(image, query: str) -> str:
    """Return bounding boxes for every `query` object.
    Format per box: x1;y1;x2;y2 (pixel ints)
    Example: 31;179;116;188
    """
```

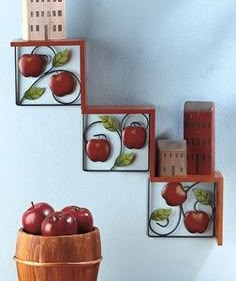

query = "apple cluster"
85;122;147;163
18;54;75;97
161;182;209;233
22;202;94;236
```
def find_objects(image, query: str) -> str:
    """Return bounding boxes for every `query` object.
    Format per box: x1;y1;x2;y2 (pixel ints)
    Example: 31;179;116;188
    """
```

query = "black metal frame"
14;46;81;106
82;113;151;172
147;179;216;238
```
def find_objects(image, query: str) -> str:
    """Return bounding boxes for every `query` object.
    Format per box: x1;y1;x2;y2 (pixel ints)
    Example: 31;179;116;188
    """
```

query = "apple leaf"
114;153;135;167
192;189;211;205
151;209;172;221
99;116;118;131
53;49;70;67
24;87;46;100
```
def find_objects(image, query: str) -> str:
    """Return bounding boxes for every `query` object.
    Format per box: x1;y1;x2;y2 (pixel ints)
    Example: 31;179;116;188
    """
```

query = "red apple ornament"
86;136;111;162
123;122;146;149
19;54;47;77
22;202;54;235
184;211;209;233
49;71;75;97
162;182;187;206
41;211;78;236
62;205;94;234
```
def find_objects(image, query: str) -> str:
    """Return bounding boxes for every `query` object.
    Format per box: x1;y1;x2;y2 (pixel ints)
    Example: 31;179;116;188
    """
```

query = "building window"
41;11;45;17
58;10;62;16
47;11;51;17
30;11;34;17
58;0;62;2
169;153;172;158
180;167;183;173
58;25;62;32
53;25;57;32
52;10;56;16
181;153;183;158
30;25;33;32
47;0;51;2
36;25;39;31
175;153;178;158
36;0;39;2
31;0;33;2
163;152;166;157
36;11;39;17
41;0;45;2
163;167;166;173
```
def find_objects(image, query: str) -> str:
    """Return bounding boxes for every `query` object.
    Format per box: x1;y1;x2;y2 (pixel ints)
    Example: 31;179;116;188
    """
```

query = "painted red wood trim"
10;39;85;47
84;105;155;114
149;109;156;179
80;40;87;112
150;171;222;183
215;172;223;245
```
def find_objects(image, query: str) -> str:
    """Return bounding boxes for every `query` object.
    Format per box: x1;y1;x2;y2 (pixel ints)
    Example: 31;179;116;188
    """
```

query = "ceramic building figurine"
22;0;66;40
157;140;187;176
184;101;215;175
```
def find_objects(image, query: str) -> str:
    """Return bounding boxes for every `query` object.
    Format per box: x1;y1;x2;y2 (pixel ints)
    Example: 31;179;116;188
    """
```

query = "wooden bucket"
14;227;102;281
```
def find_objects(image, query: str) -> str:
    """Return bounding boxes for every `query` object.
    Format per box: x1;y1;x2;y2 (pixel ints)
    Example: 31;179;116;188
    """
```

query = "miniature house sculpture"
22;0;66;40
157;140;187;176
184;101;215;175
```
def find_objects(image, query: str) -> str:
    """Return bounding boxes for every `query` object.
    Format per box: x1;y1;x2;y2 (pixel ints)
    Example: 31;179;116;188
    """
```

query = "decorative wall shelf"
148;172;223;245
10;39;86;106
10;37;224;246
82;106;155;172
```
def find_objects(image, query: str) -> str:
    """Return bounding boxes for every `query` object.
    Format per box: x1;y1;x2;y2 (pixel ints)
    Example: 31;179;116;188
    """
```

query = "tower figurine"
22;0;66;41
184;101;215;175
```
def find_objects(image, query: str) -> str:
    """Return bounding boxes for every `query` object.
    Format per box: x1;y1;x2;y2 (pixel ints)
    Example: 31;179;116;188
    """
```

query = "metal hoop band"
13;256;102;267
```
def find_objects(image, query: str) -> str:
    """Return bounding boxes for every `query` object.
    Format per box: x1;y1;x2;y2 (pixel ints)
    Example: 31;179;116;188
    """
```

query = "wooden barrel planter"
14;227;102;281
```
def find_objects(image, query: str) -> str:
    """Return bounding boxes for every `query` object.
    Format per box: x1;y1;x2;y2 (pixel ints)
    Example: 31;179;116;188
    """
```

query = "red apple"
41;211;78;236
62;205;94;234
184;211;209;233
86;138;111;162
123;124;146;149
49;72;75;97
22;202;54;235
18;54;47;77
162;182;187;206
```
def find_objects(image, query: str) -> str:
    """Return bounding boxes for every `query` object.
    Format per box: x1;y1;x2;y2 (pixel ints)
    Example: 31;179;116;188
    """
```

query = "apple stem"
121;113;149;131
130;121;141;127
93;134;107;140
31;201;35;208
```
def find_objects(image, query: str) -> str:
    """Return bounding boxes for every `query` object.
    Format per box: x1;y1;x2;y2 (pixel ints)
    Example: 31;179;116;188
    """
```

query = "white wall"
0;1;236;281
